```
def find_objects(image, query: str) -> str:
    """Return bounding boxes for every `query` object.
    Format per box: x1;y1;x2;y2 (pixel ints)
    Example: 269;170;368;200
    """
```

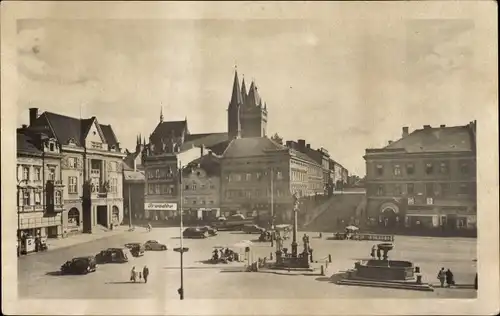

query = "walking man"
143;265;149;284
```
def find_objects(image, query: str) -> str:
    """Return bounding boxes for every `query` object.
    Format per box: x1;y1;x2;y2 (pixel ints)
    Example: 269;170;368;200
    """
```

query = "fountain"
338;243;434;291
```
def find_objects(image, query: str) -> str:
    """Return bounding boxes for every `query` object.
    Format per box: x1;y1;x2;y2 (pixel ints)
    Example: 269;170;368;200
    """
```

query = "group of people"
212;248;240;263
437;267;455;288
130;266;150;283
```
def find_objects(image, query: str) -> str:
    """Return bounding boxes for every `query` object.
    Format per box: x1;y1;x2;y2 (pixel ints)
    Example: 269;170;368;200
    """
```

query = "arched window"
68;208;80;226
112;206;120;224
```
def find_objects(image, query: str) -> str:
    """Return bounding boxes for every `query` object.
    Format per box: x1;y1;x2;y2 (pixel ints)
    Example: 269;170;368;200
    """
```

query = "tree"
270;133;283;145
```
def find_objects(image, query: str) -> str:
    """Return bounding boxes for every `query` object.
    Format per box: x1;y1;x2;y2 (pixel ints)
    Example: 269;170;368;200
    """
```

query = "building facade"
123;136;146;222
220;137;324;224
28;108;125;234
16;129;65;238
363;122;477;231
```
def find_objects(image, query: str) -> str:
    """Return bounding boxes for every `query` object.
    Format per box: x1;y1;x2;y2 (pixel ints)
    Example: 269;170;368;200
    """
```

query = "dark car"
95;248;131;264
61;256;97;275
198;226;218;236
183;227;209;239
124;243;145;257
242;224;266;234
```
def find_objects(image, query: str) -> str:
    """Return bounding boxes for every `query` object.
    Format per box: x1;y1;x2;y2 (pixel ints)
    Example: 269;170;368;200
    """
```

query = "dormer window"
68;138;76;145
49;143;55;151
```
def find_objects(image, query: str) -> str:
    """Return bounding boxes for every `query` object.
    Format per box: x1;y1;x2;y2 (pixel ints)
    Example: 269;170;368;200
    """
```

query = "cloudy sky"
15;2;496;175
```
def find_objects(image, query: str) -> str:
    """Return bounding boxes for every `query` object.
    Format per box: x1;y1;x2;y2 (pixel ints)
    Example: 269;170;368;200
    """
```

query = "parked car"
144;240;168;251
60;256;97;275
95;248;131;264
124;243;145;257
183;227;209;239
198;226;218;236
242;224;266;234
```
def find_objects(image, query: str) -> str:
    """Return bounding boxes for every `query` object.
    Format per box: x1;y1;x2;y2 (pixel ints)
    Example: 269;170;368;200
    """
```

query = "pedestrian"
370;245;377;259
474;273;478;290
138;271;142;282
142;265;149;283
376;248;381;260
437;267;446;287
130;266;137;283
445;269;455;288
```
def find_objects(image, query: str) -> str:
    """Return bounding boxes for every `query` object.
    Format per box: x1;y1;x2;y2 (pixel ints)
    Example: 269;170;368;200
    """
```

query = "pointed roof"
151;120;189;141
230;70;243;106
247;81;262;107
241;77;247;101
223;137;288;158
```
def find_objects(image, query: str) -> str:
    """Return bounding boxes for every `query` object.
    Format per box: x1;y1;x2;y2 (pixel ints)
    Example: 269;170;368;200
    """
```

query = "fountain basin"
354;260;414;281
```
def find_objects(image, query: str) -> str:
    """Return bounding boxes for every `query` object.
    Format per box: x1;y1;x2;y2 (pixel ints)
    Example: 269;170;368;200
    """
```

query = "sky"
15;4;497;176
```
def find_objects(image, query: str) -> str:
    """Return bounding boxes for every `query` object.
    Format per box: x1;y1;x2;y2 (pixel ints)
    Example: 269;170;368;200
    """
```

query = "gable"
85;120;107;149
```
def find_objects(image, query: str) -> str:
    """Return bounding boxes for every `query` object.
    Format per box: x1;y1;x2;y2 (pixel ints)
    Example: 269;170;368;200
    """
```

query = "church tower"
227;70;268;139
227;70;242;139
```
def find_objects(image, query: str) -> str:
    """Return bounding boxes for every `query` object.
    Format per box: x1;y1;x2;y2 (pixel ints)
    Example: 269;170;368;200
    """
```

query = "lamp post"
173;160;188;300
270;167;274;247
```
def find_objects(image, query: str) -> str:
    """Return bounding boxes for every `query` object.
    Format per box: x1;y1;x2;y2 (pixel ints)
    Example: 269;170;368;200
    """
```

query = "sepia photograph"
1;1;498;315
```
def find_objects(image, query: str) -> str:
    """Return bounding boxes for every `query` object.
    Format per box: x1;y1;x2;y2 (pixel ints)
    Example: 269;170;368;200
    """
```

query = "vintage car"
144;240;168;251
183;227;209;239
124;243;145;257
242;224;266;234
95;248;131;264
198;226;218;236
60;256;97;275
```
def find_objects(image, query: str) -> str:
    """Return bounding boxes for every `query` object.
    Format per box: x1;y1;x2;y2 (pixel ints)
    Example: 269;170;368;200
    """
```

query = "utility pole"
174;160;188;300
128;185;132;228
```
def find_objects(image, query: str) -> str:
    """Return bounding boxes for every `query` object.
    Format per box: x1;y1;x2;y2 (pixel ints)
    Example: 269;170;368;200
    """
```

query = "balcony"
54;180;64;187
90;169;100;176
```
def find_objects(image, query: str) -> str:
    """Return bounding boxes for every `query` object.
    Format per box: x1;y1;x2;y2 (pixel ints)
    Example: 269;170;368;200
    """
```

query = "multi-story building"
285;140;331;194
16;128;65;238
363;122;477;231
27;108;125;234
220;137;324;223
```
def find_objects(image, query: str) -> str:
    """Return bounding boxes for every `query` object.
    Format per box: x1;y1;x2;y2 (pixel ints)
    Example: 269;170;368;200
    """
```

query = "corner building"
363;122;477;232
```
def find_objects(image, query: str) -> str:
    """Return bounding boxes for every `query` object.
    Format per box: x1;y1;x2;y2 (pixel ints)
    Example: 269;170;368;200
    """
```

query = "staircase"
302;191;365;232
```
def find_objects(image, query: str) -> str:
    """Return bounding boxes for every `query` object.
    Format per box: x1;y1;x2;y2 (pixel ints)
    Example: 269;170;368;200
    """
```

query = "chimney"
402;126;409;138
388;140;393;145
29;108;39;126
21;124;28;129
298;139;306;150
133;159;137;172
440;124;446;128
423;125;431;129
200;145;205;157
306;144;311;149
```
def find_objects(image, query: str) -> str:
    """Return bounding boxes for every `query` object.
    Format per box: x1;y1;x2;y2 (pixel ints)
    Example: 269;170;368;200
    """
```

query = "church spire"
241;75;247;103
160;105;164;123
229;68;243;106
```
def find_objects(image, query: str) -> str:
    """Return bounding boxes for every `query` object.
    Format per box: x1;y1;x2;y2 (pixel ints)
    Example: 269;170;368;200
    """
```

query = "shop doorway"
97;206;108;227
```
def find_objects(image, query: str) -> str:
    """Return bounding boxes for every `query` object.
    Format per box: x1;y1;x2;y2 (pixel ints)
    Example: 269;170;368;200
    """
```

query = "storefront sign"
145;202;178;211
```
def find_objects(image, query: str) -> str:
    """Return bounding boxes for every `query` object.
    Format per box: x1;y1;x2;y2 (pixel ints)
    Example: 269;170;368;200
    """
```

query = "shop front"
144;202;177;221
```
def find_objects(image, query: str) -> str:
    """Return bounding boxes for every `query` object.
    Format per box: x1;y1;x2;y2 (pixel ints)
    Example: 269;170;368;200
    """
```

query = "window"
48;167;56;181
376;185;384;196
425;183;434;197
246;173;252;181
110;178;118;193
276;189;282;197
55;191;62;205
23;166;30;180
68;176;78;194
161;184;169;194
192;183;197;190
234;174;242;181
393;164;401;176
154;184;160;194
193;200;197;205
34;191;41;205
439;162;449;174
406;163;415;175
148;184;155;194
376;164;384;176
394;184;402;195
460;162;470;174
155;169;160;179
185;185;190;190
407;183;415;195
439;183;449;196
459;183;469;195
91;179;100;193
68;157;77;168
169;185;175;194
23;190;30;205
33;167;41;181
49;143;55;151
425;163;434;175
256;172;262;180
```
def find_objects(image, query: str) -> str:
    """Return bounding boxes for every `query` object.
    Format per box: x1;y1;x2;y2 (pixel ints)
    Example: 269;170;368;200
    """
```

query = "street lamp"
173;160;189;300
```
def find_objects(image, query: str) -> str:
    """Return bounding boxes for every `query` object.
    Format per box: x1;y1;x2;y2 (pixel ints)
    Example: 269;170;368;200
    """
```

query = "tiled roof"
17;132;42;155
181;132;229;151
291;149;321;166
222;137;288;158
184;154;221;177
32;112;119;147
151;120;188;141
385;125;474;153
